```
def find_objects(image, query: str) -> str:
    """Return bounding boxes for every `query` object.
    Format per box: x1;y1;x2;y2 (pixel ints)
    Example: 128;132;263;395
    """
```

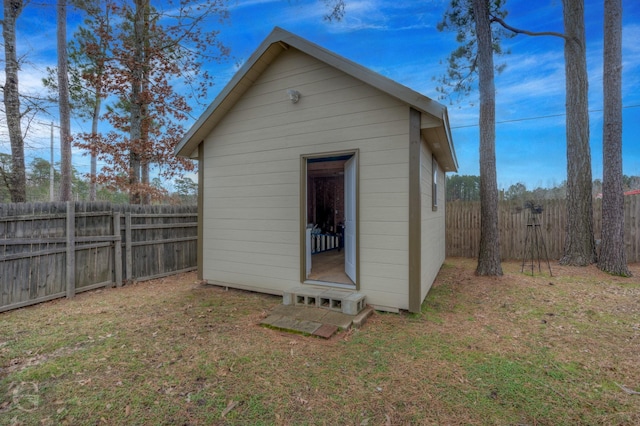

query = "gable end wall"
200;48;411;310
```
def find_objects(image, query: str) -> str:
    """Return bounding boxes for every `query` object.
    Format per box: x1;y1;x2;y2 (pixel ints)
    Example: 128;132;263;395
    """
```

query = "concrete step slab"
261;314;322;335
312;324;339;339
261;303;374;339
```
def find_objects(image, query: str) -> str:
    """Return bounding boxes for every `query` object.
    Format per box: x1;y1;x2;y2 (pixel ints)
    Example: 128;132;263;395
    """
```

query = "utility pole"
50;122;55;201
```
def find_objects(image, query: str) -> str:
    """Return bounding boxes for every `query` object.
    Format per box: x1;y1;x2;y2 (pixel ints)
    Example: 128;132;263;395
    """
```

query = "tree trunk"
58;0;72;202
128;0;147;204
598;0;630;276
141;33;151;206
89;98;100;202
88;5;110;202
559;0;596;266
141;162;150;204
2;0;27;203
473;0;502;276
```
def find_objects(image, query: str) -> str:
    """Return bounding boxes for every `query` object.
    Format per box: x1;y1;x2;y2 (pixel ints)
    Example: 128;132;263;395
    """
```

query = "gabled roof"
175;27;458;172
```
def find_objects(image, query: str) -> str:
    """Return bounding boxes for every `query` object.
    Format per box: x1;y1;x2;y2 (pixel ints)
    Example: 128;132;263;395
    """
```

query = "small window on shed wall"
432;155;438;211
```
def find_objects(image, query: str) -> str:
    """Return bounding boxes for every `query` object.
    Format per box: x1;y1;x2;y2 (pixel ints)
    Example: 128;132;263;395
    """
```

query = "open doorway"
303;153;357;288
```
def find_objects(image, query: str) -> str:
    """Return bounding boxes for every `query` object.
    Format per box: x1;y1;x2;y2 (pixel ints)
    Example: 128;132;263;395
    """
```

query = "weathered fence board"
1;203;69;311
446;195;640;262
115;205;197;283
1;202;197;313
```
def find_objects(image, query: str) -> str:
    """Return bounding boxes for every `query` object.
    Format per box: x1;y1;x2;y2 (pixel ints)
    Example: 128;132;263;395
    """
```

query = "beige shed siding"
420;138;447;300
201;48;410;309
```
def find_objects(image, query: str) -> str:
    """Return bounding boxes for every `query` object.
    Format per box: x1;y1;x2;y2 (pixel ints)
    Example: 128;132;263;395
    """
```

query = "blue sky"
2;0;639;190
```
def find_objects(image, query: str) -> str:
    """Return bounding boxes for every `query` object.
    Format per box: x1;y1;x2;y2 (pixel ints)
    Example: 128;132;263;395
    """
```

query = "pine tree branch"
490;14;568;40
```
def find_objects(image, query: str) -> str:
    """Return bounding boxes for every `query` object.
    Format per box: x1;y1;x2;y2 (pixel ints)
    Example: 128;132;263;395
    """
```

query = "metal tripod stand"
521;210;553;276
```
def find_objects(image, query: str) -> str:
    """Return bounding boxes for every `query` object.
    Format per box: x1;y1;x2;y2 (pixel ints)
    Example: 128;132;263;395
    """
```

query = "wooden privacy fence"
0;202;197;313
446;195;640;262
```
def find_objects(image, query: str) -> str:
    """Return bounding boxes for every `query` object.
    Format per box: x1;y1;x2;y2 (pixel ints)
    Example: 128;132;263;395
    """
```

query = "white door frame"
300;150;358;289
344;155;356;283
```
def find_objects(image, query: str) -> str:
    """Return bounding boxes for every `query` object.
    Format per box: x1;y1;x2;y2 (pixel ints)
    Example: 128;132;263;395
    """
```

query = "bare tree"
43;0;113;201
323;0;345;21
2;0;27;202
127;0;147;204
75;1;111;202
58;0;72;201
72;0;229;204
598;0;630;276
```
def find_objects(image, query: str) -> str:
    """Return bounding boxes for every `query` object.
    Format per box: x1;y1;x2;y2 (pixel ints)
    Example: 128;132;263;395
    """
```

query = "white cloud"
229;0;282;9
623;24;640;57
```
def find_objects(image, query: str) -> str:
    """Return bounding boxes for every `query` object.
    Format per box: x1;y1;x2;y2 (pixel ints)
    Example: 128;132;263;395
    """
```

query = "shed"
175;27;458;313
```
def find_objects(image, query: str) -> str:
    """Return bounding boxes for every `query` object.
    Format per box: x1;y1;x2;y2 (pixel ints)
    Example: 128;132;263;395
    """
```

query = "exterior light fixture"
287;89;301;103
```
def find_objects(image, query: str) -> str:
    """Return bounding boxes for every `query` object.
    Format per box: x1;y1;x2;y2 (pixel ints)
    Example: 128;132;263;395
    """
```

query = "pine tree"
598;0;630;276
2;0;27;202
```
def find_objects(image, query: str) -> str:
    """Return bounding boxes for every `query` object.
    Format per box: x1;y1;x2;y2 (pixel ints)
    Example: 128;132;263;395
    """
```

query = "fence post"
66;201;76;298
113;212;123;287
125;212;132;282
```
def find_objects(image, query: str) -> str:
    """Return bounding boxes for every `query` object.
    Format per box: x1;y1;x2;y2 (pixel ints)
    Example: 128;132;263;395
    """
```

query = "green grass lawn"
1;258;639;425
